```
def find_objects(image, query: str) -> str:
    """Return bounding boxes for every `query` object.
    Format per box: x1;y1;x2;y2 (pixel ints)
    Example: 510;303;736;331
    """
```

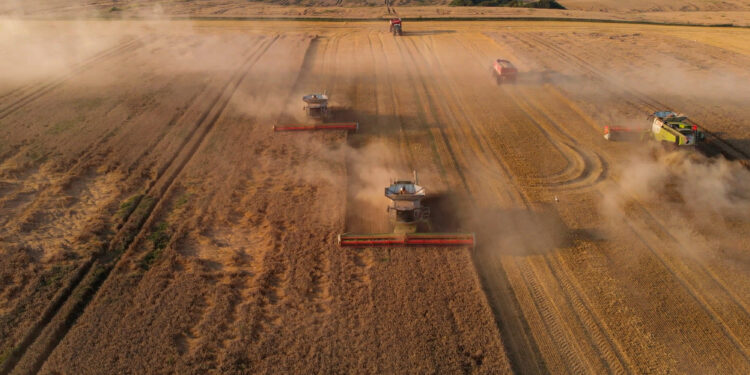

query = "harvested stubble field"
0;17;749;374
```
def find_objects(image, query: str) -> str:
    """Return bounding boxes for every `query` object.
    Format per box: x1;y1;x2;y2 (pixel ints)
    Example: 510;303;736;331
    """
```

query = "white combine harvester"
273;92;358;132
338;171;474;247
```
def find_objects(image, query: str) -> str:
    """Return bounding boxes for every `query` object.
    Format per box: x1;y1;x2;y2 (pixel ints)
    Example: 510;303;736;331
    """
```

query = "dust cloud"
600;144;750;251
0;5;250;89
299;138;400;205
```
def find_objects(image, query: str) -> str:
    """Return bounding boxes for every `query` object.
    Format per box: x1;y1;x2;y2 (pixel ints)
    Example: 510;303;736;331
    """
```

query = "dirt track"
1;20;750;374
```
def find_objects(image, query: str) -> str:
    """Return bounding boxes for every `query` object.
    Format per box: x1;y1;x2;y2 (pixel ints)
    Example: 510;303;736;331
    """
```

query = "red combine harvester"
338;171;475;248
273;92;358;133
492;59;518;84
389;18;403;36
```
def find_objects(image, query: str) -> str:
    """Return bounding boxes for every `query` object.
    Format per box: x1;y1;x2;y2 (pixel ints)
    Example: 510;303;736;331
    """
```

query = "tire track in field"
0;38;142;121
372;35;518;372
402;35;531;206
411;35;594;373
426;32;637;373
521;29;750;332
514;257;595;374
235;35;325;347
0;64;212;236
502;31;750;369
598;188;750;369
506;90;604;190
391;36;469;191
543;253;634;374
370;32;416;168
401;33;552;372
394;34;561;374
466;33;606;191
525;32;750;169
0;35;279;375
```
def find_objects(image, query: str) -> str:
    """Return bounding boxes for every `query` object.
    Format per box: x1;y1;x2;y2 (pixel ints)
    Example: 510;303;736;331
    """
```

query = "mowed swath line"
232;34;329;347
388;36;464;188
418;31;640;370
396;33;580;370
485;29;750;371
366;32;415;168
402;35;533;197
420;31;640;373
0;35;223;237
1;35;280;375
341;32;511;373
0;35;196;375
525;31;750;169
395;33;551;373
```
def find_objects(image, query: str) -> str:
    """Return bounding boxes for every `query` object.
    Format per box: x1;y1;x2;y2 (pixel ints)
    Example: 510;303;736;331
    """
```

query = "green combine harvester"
604;111;706;146
647;111;705;146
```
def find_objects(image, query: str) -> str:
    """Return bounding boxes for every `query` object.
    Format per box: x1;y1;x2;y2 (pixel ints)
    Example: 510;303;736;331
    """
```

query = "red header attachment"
273;122;358;132
338;233;475;247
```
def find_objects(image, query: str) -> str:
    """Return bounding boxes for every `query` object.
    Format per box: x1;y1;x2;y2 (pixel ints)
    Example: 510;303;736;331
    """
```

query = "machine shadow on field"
428;193;572;256
512;70;581;87
699;134;750;163
335;109;423;234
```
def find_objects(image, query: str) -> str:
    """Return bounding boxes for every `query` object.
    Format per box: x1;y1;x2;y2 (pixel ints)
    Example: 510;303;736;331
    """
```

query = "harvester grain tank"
273;92;358;132
492;59;517;84
389;18;403;36
338;171;475;247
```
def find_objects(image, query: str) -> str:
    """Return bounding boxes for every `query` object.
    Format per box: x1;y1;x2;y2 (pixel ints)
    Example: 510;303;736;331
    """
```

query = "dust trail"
601;144;750;253
297;138;402;216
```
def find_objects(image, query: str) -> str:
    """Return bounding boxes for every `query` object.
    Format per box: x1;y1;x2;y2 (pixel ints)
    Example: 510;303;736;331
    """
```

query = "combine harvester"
389;18;403;36
273;93;358;132
604;111;705;146
338;172;475;248
492;59;518;84
647;111;705;146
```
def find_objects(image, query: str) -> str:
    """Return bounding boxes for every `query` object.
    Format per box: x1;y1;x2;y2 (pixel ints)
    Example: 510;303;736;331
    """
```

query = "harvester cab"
385;172;429;233
273;92;358;132
338;171;475;248
389;18;403;36
647;111;705;146
303;93;329;119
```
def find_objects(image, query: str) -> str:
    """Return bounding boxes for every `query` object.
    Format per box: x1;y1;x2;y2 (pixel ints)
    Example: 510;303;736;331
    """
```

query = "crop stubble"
1;20;749;374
